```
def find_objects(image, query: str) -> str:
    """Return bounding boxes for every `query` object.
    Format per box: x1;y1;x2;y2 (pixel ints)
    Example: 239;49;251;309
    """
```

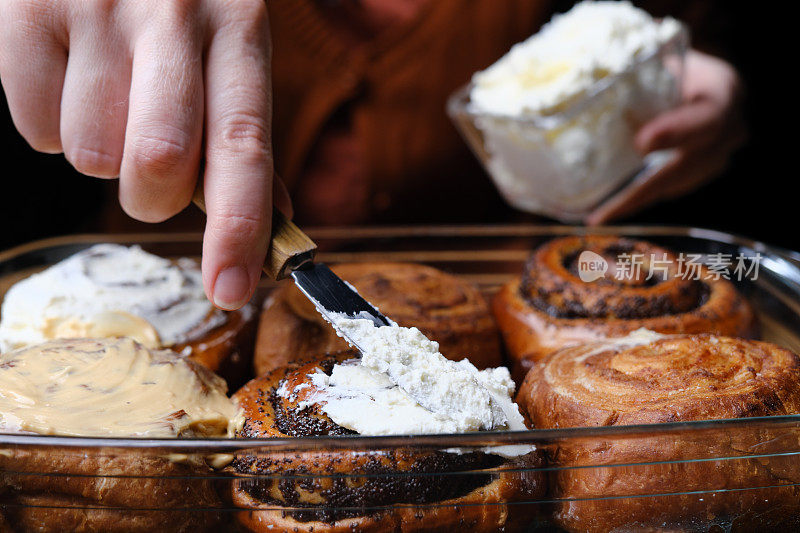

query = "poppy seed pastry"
493;236;757;382
231;351;545;532
254;262;502;376
0;243;257;387
517;332;800;532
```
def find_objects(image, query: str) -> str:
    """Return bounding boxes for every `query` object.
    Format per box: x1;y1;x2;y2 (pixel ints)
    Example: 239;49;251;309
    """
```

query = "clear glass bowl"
447;24;689;222
2;225;800;532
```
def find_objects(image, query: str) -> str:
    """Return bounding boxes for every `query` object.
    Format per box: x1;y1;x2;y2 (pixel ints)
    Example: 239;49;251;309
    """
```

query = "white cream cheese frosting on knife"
0;244;224;352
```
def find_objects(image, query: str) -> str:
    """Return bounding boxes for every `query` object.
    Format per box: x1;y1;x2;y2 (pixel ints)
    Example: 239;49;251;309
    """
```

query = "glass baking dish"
447;23;689;223
2;225;800;532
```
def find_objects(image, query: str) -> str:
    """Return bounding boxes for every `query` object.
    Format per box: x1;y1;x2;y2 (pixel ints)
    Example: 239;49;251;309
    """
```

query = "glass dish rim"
2;223;799;450
445;21;689;129
4;414;800;451
2;224;797;264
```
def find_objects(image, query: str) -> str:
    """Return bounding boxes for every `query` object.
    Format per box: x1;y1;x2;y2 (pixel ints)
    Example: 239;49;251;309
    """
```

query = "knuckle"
122;131;196;221
66;146;119;177
221;0;267;23
214;0;268;37
90;0;117;17
2;1;61;44
208;211;265;248
66;0;118;23
154;0;201;29
129;132;192;178
9;0;50;20
213;113;270;159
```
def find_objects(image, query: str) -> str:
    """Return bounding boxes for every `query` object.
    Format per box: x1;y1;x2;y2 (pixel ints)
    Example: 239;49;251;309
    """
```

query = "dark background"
0;2;791;252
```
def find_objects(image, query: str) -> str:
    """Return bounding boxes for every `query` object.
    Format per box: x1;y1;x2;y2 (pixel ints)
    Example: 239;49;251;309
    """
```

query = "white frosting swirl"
0;244;224;352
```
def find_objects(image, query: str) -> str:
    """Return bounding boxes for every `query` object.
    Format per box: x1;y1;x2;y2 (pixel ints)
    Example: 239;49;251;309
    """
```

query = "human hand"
0;0;291;310
586;50;746;225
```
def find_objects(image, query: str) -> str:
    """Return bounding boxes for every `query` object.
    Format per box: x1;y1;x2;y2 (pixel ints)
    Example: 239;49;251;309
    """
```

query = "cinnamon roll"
517;332;800;532
0;243;257;387
0;337;242;531
0;458;222;533
231;352;544;532
493;236;757;381
254;262;502;375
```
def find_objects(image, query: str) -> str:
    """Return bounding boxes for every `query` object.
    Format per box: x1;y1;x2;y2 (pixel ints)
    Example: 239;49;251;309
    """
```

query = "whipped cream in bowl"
0;243;225;352
448;0;688;221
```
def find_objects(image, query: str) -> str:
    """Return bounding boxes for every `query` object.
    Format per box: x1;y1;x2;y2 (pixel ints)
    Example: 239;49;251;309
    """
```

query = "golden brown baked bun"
254;262;502;375
517;334;800;532
231;352;544;532
0;494;218;533
0;448;222;532
493;236;757;382
0;337;235;532
176;303;257;389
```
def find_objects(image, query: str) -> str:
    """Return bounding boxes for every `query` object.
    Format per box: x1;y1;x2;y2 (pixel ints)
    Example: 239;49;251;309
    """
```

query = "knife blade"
263;211;392;353
291;262;391;352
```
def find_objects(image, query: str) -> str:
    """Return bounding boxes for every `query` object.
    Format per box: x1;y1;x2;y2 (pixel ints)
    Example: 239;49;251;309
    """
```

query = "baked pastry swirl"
231;352;544;532
0;244;257;387
517;332;800;532
255;262;502;375
0;337;242;531
1;452;222;533
493;236;757;381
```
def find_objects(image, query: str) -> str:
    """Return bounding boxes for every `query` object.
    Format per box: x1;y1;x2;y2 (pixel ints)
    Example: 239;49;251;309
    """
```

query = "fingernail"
213;266;250;310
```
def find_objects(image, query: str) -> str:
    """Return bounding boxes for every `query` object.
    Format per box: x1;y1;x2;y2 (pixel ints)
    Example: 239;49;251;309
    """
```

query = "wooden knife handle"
192;184;317;280
264;210;317;279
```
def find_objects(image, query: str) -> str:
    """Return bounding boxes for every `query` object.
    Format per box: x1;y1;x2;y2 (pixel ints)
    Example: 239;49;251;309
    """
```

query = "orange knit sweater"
268;0;553;225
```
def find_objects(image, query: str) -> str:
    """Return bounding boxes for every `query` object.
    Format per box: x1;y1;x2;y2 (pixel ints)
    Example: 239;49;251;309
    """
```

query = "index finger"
201;0;272;310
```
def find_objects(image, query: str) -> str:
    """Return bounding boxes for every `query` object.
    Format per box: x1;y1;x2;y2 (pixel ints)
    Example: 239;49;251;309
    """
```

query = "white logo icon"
577;251;608;282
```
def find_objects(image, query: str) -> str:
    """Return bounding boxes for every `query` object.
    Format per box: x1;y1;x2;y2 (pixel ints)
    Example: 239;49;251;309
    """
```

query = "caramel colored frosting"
0;337;242;438
40;311;161;349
